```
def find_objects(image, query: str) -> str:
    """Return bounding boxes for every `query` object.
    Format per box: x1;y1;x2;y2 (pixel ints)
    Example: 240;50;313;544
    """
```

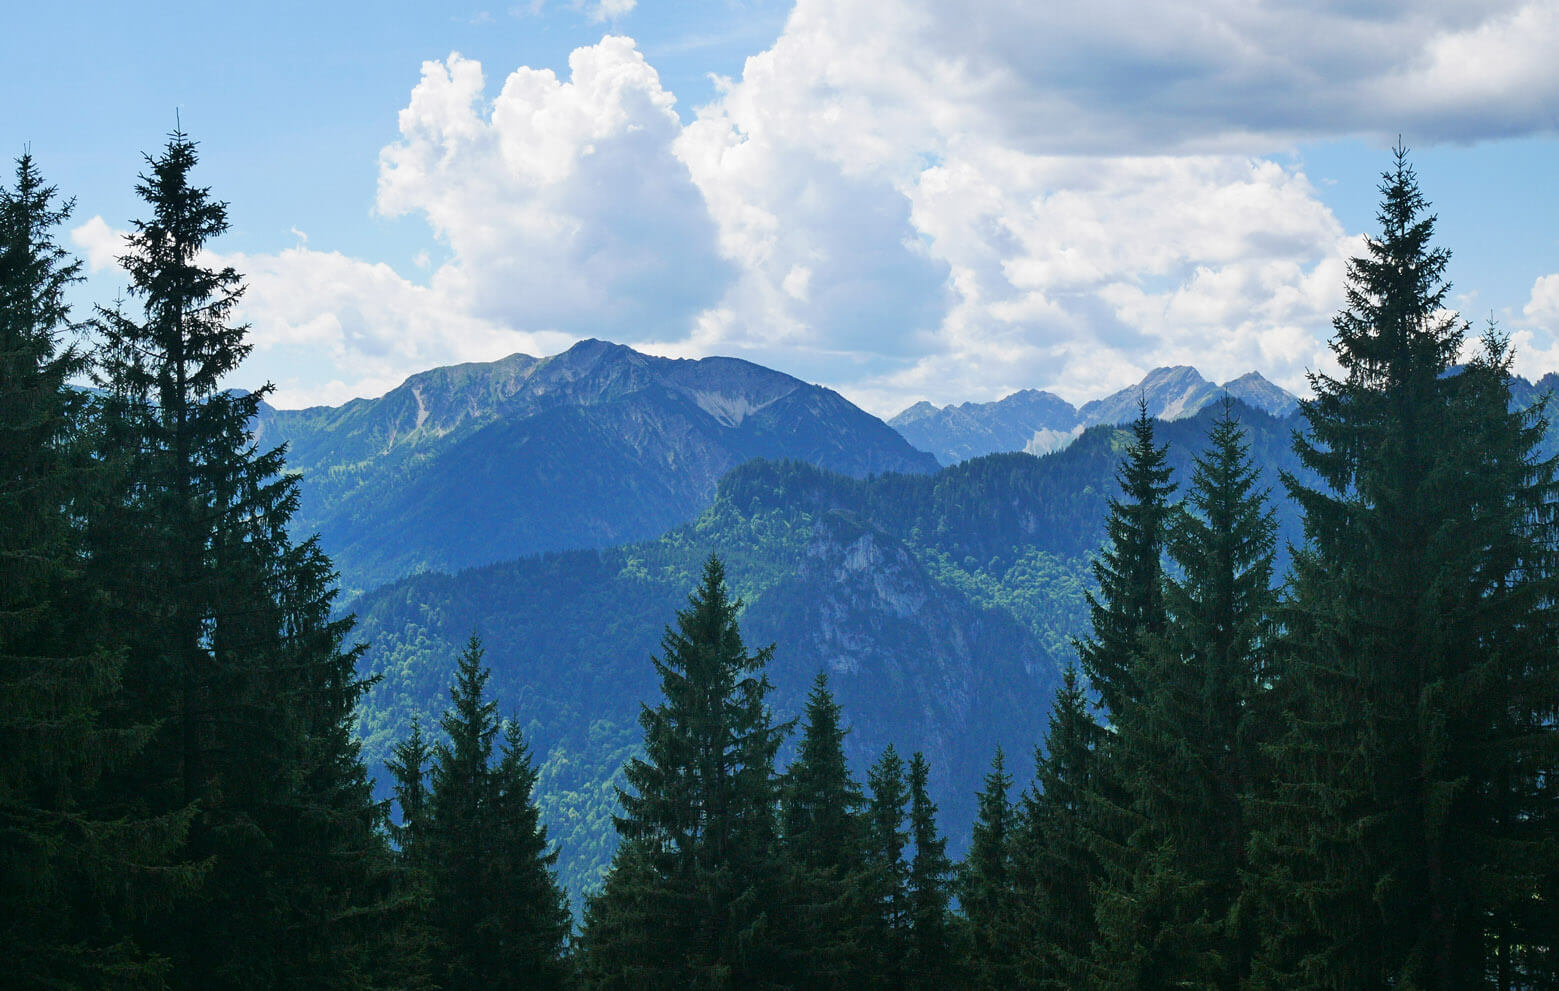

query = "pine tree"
579;555;789;989
0;152;198;988
960;748;1015;990
88;127;386;989
1090;402;1277;990
1248;147;1559;989
905;752;958;990
778;671;870;988
1011;665;1102;991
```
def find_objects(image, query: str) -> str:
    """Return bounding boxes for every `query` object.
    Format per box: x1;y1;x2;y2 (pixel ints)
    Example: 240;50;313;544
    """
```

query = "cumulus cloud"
87;2;1555;413
376;37;729;341
1510;274;1559;381
650;0;1400;411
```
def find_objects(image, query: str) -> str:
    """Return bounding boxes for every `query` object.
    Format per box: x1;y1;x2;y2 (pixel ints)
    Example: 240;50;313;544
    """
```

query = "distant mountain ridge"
889;366;1301;465
255;339;938;594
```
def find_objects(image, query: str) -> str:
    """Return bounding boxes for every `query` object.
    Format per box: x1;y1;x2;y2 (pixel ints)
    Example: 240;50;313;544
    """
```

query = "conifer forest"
3;126;1557;991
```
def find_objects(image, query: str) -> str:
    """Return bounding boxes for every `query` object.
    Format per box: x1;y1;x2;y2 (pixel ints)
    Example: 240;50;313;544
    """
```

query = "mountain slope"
890;389;1080;465
255;339;938;593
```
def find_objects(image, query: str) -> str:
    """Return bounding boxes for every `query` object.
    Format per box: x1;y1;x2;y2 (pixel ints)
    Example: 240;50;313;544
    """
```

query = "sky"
5;0;1558;416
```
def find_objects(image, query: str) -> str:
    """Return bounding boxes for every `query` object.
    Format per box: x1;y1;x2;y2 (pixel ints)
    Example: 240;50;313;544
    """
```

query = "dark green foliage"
1077;403;1175;722
420;635;571;991
862;745;911;991
579;556;789;989
86;129;387;990
0;152;199;988
1248;148;1559;990
1067;404;1175;989
905;752;959;990
1089;403;1277;990
960;748;1016;990
1011;665;1102;990
777;672;871;988
384;717;437;989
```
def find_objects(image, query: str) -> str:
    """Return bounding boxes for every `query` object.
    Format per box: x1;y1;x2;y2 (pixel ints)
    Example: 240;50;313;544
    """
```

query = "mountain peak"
1078;365;1220;426
1219;370;1300;417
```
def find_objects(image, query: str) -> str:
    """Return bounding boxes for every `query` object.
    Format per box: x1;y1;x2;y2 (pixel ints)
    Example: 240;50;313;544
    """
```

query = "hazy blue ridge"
890;365;1303;465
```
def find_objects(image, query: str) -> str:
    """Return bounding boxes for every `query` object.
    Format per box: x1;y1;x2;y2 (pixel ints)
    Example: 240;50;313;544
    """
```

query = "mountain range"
889;366;1301;465
253;339;937;595
256;341;1557;903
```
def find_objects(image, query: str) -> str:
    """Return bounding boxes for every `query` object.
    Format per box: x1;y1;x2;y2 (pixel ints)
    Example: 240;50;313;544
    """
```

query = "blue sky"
6;0;1557;414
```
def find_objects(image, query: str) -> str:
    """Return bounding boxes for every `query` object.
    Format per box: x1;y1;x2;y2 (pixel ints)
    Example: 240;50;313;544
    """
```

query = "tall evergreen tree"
385;717;437;990
1090;402;1277;990
489;720;573;989
960;748;1016;991
1248;147;1559;990
861;745;911;991
778;671;871;989
1011;665;1102;991
88;127;385;989
905;752;958;990
0;152;197;988
425;634;571;991
579;555;789;989
1077;401;1176;723
1069;402;1176;989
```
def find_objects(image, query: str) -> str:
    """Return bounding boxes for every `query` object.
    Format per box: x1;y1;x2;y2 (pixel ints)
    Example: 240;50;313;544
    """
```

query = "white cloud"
69;216;126;273
581;0;634;22
376;38;729;342
226;246;580;409
99;3;1555;414
1511;274;1559;381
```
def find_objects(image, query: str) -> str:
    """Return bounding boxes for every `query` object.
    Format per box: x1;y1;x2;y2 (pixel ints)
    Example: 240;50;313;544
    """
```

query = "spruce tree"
0;152;198;988
1069;402;1175;989
385;717;437;990
960;748;1016;991
1076;401;1176;722
778;671;871;988
489;720;572;990
88;127;386;989
428;635;502;990
905;752;958;990
425;634;571;991
1248;147;1559;989
1090;402;1277;990
579;555;789;989
1011;665;1102;991
862;745;911;991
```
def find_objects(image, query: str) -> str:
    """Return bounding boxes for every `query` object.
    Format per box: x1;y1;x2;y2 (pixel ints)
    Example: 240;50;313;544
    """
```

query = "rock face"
889;366;1302;464
253;339;938;593
1076;365;1227;427
742;511;1045;810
